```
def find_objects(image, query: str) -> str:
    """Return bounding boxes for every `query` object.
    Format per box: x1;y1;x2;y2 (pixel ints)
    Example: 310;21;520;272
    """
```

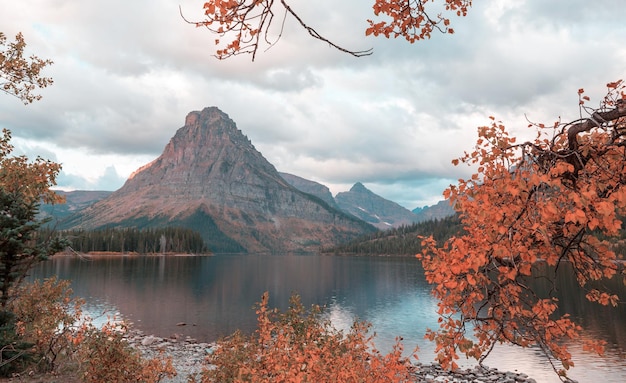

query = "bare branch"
181;2;371;61
279;1;372;58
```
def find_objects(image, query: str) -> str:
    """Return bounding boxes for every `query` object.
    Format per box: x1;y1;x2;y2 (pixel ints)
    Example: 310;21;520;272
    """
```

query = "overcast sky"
1;0;624;209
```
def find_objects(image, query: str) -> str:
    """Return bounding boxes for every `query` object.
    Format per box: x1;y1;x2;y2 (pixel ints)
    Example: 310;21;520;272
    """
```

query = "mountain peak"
350;182;370;193
336;183;418;230
62;107;376;253
184;106;230;127
174;106;253;152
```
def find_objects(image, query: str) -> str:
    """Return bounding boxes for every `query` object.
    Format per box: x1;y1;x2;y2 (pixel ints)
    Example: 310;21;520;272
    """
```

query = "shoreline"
126;329;543;383
54;250;213;257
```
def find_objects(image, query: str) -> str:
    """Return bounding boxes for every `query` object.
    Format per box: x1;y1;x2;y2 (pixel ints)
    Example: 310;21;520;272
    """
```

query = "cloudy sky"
1;0;624;209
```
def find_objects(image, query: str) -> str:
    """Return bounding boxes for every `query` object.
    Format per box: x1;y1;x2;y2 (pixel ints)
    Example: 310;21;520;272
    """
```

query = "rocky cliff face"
279;172;339;209
334;182;420;229
61;107;376;253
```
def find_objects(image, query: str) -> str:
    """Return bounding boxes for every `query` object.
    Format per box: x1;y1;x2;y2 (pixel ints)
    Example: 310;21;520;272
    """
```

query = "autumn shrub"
8;277;175;381
9;276;82;373
0;309;33;376
197;292;416;383
75;321;176;383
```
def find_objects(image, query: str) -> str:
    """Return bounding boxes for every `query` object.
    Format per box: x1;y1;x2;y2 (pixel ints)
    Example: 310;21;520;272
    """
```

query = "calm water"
30;254;626;383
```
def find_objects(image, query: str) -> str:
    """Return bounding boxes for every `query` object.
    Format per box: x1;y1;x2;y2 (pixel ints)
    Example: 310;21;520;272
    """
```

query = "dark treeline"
322;215;463;255
48;226;209;254
324;214;626;259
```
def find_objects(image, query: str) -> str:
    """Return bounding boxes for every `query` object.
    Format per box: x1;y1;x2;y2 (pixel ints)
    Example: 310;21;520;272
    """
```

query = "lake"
30;254;626;383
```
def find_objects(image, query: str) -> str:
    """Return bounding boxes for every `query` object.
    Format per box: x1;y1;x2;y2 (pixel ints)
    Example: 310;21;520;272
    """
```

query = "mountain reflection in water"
30;254;625;383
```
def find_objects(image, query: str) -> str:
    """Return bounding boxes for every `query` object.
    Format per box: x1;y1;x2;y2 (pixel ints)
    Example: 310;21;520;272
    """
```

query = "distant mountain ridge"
333;182;419;229
40;190;112;222
277;175;454;229
59;107;376;253
412;200;455;222
48;184;455;237
47;174;455;236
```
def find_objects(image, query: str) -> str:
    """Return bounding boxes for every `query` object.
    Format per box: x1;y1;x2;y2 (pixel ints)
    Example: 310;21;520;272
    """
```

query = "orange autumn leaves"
11;277;176;381
366;0;470;41
196;0;270;60
0;129;63;205
197;0;471;59
419;82;626;374
0;32;53;104
198;292;415;383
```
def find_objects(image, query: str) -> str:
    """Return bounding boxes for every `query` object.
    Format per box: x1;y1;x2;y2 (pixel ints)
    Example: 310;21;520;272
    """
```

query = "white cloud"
1;0;624;209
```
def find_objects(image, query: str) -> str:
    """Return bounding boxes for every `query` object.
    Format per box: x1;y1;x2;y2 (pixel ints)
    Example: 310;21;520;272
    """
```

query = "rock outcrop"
279;172;339;209
61;107;376;253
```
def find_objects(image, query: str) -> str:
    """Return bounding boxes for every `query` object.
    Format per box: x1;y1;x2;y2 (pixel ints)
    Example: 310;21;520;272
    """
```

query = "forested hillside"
321;215;462;255
54;227;209;254
323;215;626;258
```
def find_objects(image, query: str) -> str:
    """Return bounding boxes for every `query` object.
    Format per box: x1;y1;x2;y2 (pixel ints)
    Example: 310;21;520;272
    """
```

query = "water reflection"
30;254;626;383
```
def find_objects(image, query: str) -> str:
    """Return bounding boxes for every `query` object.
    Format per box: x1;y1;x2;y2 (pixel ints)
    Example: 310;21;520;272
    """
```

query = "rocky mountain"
334;182;420;230
279;172;339;209
60;107;376;253
412;200;455;222
40;190;112;223
279;174;456;230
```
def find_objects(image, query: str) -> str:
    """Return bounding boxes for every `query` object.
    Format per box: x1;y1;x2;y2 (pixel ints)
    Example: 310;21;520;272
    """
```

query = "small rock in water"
412;363;540;383
141;335;158;346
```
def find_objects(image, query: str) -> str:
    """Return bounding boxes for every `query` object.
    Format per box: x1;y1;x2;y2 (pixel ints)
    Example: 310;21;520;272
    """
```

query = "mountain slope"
279;172;339;209
40;190;112;223
61;107;376;253
412;200;455;222
334;182;420;229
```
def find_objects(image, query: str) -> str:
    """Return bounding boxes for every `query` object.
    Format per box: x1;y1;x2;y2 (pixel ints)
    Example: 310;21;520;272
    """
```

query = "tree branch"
279;1;372;58
567;102;626;151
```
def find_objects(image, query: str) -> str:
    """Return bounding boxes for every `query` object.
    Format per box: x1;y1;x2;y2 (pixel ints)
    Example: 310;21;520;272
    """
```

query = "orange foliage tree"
187;0;469;60
0;129;67;374
0;32;53;104
0;128;65;309
419;81;626;379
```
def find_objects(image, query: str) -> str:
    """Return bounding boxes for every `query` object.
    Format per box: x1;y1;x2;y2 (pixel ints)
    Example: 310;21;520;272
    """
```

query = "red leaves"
607;80;622;89
419;81;626;375
586;290;620;307
0;32;54;104
194;0;272;60
201;293;415;382
0;129;64;205
583;339;608;356
194;0;373;60
10;278;176;381
367;0;470;43
196;0;473;60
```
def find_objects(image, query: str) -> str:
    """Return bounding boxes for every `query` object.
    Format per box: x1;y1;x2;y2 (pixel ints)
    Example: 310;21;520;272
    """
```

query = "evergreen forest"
323;215;626;258
321;216;463;255
49;226;209;254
